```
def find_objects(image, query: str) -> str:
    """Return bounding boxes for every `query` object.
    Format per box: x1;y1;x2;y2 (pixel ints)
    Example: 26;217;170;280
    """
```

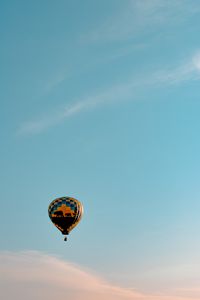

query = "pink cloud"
0;251;198;300
0;251;144;300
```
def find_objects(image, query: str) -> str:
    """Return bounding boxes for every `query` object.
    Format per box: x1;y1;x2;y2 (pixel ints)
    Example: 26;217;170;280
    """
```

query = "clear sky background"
1;1;200;299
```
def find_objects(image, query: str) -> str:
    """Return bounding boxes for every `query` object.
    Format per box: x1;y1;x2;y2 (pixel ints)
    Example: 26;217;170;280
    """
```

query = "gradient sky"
1;1;200;299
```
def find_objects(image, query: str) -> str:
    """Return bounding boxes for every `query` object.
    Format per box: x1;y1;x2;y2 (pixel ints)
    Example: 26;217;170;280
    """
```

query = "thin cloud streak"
17;82;136;136
17;51;200;136
0;251;199;300
82;0;200;44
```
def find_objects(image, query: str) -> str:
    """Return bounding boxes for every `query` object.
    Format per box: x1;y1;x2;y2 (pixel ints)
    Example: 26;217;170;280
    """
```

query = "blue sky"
1;1;200;299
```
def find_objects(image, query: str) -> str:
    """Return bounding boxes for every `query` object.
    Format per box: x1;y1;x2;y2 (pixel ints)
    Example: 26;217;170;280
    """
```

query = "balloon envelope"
48;197;83;235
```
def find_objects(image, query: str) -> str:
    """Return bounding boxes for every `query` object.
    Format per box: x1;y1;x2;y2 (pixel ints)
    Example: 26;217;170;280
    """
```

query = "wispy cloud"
17;100;94;135
0;251;143;300
39;0;200;101
82;0;200;43
17;51;200;136
147;53;200;86
17;80;136;135
0;251;199;300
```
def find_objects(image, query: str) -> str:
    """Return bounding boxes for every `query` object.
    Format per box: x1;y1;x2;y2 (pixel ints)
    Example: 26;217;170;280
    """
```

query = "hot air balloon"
48;196;83;241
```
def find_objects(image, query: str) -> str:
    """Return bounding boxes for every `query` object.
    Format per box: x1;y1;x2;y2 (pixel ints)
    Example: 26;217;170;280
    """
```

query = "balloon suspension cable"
64;236;67;242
